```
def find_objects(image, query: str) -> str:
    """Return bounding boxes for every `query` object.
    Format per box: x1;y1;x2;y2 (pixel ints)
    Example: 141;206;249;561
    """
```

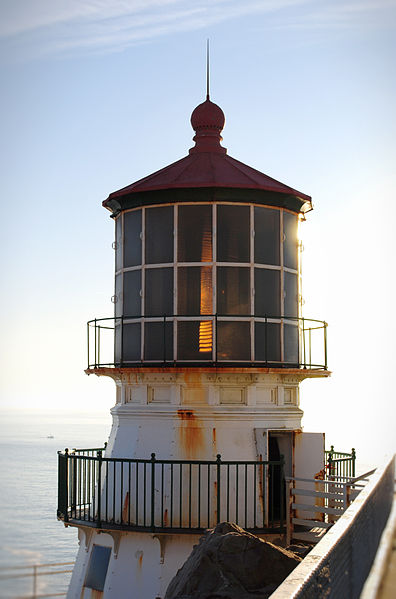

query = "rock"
165;522;302;599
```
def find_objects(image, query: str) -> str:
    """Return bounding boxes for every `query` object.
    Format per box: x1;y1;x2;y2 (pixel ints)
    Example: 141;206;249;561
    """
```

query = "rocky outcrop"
165;522;302;599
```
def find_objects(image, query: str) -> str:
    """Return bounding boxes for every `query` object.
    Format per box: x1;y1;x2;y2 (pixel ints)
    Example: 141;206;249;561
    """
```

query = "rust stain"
184;372;203;386
138;554;143;569
164;508;168;527
257;456;265;513
122;492;129;523
212;428;217;452
177;409;204;459
177;409;195;420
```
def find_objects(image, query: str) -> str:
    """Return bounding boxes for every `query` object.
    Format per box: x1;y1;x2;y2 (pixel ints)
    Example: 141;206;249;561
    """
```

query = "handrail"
86;314;328;370
58;451;285;534
0;561;74;599
326;446;356;478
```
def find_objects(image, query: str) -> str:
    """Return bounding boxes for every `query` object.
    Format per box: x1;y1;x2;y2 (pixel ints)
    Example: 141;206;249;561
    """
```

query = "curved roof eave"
103;152;312;213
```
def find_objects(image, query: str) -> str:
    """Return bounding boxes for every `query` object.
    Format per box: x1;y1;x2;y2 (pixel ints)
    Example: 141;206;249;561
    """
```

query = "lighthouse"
58;88;329;599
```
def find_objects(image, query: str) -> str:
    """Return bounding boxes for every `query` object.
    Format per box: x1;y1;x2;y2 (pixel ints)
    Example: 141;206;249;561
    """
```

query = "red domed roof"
103;97;312;213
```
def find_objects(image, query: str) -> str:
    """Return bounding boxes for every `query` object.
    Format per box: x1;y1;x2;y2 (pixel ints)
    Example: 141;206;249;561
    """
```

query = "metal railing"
325;446;356;478
58;450;285;534
285;469;370;545
86;314;328;370
270;457;395;599
0;561;73;599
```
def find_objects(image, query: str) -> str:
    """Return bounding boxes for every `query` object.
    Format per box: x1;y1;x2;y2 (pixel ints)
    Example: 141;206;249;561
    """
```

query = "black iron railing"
86;314;328;370
325;446;356;478
58;450;285;534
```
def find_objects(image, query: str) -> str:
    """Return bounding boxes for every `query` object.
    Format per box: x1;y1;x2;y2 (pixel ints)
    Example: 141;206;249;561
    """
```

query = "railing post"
98;325;101;367
163;315;166;364
280;455;285;532
327;452;333;477
87;322;90;369
71;452;77;518
264;315;268;364
151;453;156;530
57;449;69;523
120;315;124;367
216;454;221;524
324;322;328;370
352;448;356;477
286;478;293;546
97;450;102;528
343;483;352;509
94;318;97;368
33;564;37;599
302;317;306;368
214;314;218;364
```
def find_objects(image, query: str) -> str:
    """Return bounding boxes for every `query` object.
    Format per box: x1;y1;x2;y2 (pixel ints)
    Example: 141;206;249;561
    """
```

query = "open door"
293;431;325;520
254;429;293;526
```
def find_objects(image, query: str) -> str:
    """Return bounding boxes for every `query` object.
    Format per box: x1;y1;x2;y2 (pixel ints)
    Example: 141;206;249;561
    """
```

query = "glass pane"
177;321;213;361
145;206;173;264
115;273;122;317
254;269;280;317
283;212;298;270
284;324;299;366
217;267;250;315
124;210;142;267
284;272;298;318
255;322;281;363
123;270;141;317
122;322;141;363
178;267;212;316
144;321;173;361
217;321;250;361
217;205;250;262
178;205;212;262
254;207;280;265
145;268;173;316
115;216;123;271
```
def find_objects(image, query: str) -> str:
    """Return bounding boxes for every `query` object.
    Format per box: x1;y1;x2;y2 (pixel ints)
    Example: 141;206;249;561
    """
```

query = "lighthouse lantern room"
58;89;329;599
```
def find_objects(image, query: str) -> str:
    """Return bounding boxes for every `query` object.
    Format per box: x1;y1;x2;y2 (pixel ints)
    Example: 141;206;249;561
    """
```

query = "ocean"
0;408;379;598
0;409;111;599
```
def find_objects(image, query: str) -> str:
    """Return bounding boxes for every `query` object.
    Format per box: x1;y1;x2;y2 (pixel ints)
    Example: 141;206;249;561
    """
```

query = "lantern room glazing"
113;201;300;365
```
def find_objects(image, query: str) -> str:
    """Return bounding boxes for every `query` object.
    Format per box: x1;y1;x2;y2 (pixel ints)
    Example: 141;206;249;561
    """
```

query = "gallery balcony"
57;450;286;534
86;314;328;371
57;448;356;535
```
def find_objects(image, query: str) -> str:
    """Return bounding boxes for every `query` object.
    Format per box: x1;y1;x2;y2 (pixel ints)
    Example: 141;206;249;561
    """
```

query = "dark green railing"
325;446;356;478
58;450;285;534
86;314;328;370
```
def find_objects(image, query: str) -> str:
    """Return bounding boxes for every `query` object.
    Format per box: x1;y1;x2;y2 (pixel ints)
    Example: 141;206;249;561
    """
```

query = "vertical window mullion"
280;209;284;363
141;208;145;361
213;204;217;361
250;205;254;361
174;206;178;361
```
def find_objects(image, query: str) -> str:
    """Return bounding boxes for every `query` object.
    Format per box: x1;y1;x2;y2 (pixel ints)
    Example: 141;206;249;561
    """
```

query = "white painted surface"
66;528;201;599
67;371;327;597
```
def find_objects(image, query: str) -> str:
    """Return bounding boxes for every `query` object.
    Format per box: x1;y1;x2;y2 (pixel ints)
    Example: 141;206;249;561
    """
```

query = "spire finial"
206;39;210;101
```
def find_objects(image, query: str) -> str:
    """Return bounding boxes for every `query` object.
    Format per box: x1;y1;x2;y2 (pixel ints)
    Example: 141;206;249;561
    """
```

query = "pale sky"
0;0;395;467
